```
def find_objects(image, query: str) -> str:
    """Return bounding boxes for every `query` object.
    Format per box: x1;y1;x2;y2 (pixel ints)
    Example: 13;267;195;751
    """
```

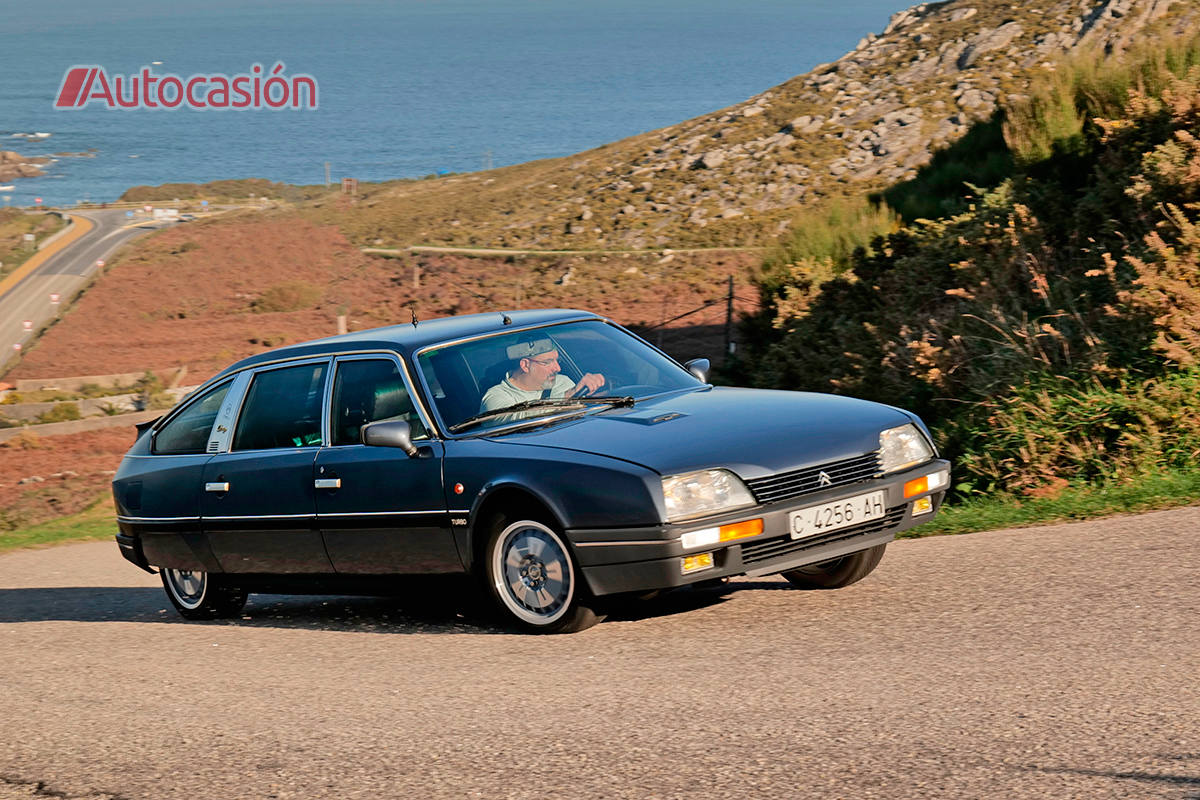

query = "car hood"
490;386;914;478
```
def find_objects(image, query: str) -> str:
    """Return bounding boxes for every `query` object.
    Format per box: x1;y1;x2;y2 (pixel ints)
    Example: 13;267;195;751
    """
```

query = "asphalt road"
0;508;1196;799
0;209;159;363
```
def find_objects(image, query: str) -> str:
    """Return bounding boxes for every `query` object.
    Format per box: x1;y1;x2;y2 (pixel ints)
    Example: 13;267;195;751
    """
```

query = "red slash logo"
55;66;96;108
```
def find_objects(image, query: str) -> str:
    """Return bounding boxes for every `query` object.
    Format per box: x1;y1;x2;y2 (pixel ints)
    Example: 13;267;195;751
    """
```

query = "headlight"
661;469;755;522
878;423;934;474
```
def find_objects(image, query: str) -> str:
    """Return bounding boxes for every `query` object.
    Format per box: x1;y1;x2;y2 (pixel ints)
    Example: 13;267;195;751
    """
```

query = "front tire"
484;516;602;634
160;568;247;620
781;543;887;590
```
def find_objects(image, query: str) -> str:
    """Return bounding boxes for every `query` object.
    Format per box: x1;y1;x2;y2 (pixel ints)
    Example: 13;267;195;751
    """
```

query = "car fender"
446;441;665;570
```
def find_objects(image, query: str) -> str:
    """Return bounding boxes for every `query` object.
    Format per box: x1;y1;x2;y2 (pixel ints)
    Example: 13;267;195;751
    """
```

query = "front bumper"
570;459;950;596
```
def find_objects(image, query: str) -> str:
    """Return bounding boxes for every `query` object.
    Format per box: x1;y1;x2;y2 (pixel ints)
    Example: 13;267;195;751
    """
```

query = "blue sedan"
113;309;949;633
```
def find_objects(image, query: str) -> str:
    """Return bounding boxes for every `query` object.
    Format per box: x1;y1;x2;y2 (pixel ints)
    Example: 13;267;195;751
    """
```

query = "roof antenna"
501;312;513;326
410;307;419;327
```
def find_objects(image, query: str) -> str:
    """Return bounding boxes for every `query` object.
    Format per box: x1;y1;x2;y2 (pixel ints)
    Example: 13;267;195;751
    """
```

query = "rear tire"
160;568;247;620
483;515;603;634
781;543;887;590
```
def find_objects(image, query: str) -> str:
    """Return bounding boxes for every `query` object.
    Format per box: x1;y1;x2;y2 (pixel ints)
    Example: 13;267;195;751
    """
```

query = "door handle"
314;478;342;489
205;482;230;493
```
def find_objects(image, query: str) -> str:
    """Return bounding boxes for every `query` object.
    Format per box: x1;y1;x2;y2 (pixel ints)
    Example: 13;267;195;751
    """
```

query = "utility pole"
658;291;668;348
483;149;493;171
324;162;331;187
724;274;734;355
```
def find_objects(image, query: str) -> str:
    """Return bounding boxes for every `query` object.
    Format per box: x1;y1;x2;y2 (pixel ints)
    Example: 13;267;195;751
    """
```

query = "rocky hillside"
307;0;1193;251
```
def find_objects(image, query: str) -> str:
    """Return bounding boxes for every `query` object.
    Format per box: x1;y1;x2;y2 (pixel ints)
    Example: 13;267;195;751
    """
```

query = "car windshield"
416;320;703;433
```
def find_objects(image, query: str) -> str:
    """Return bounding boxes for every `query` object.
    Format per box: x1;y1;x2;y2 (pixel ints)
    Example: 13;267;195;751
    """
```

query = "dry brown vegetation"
5;212;757;384
0;428;132;531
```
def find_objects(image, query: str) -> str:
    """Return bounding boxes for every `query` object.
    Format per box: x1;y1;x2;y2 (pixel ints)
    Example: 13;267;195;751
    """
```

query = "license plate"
789;490;886;540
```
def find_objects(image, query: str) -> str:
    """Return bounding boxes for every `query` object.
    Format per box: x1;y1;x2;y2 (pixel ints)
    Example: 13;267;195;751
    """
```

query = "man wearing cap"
480;338;605;412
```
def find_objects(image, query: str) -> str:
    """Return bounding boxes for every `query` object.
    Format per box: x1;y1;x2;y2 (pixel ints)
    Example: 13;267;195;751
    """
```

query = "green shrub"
146;392;177;410
252;281;323;313
134;370;163;394
753;197;899;330
130;371;174;411
1005;31;1200;165
2;389;77;404
880;115;1013;222
942;370;1200;495
762;197;898;282
36;402;81;424
0;430;42;449
732;33;1200;500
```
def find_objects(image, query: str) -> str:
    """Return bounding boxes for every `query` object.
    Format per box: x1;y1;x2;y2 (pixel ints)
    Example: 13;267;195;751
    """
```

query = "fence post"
724;274;734;354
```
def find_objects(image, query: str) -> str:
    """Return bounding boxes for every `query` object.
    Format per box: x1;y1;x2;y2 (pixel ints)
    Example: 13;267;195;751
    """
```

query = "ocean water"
1;0;908;206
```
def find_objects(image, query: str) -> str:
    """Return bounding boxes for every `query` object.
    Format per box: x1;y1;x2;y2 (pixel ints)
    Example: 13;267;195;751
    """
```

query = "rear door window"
153;381;232;455
232;361;329;451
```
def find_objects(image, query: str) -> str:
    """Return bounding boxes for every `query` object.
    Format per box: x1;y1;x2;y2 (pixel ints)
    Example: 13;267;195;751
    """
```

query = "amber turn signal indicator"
680;518;764;549
719;518;764;542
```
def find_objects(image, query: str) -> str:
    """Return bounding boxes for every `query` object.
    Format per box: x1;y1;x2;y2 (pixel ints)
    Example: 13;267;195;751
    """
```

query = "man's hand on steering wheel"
569;373;606;398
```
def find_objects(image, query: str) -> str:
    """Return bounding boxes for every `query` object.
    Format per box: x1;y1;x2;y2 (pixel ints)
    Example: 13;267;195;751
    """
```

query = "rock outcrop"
0;150;48;182
602;0;1186;224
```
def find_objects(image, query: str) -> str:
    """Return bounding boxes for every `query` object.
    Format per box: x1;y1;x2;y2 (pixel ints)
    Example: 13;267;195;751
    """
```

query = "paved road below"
0;508;1197;799
0;209;159;365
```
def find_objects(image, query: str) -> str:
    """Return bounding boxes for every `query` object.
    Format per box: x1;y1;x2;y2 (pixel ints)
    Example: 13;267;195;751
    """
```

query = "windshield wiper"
450;395;634;434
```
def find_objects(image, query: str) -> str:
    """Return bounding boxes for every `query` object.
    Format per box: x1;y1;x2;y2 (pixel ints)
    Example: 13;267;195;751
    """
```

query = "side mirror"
361;419;419;457
684;358;710;383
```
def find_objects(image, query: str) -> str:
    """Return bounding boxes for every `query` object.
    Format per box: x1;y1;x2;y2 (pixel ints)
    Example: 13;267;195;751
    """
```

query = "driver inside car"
480;338;605;412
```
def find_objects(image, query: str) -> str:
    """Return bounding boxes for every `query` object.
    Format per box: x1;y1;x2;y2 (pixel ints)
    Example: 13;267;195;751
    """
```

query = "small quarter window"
153;381;231;455
331;359;427;446
233;362;328;451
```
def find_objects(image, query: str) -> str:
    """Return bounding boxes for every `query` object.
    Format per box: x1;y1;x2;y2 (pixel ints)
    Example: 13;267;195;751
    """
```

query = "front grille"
740;505;905;566
744;452;881;505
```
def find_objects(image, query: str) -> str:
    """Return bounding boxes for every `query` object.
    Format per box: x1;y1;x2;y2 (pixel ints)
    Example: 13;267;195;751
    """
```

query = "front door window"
330;358;427;446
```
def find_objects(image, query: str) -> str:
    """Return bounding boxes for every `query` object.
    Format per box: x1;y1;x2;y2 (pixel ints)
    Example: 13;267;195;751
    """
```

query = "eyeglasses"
527;356;559;367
